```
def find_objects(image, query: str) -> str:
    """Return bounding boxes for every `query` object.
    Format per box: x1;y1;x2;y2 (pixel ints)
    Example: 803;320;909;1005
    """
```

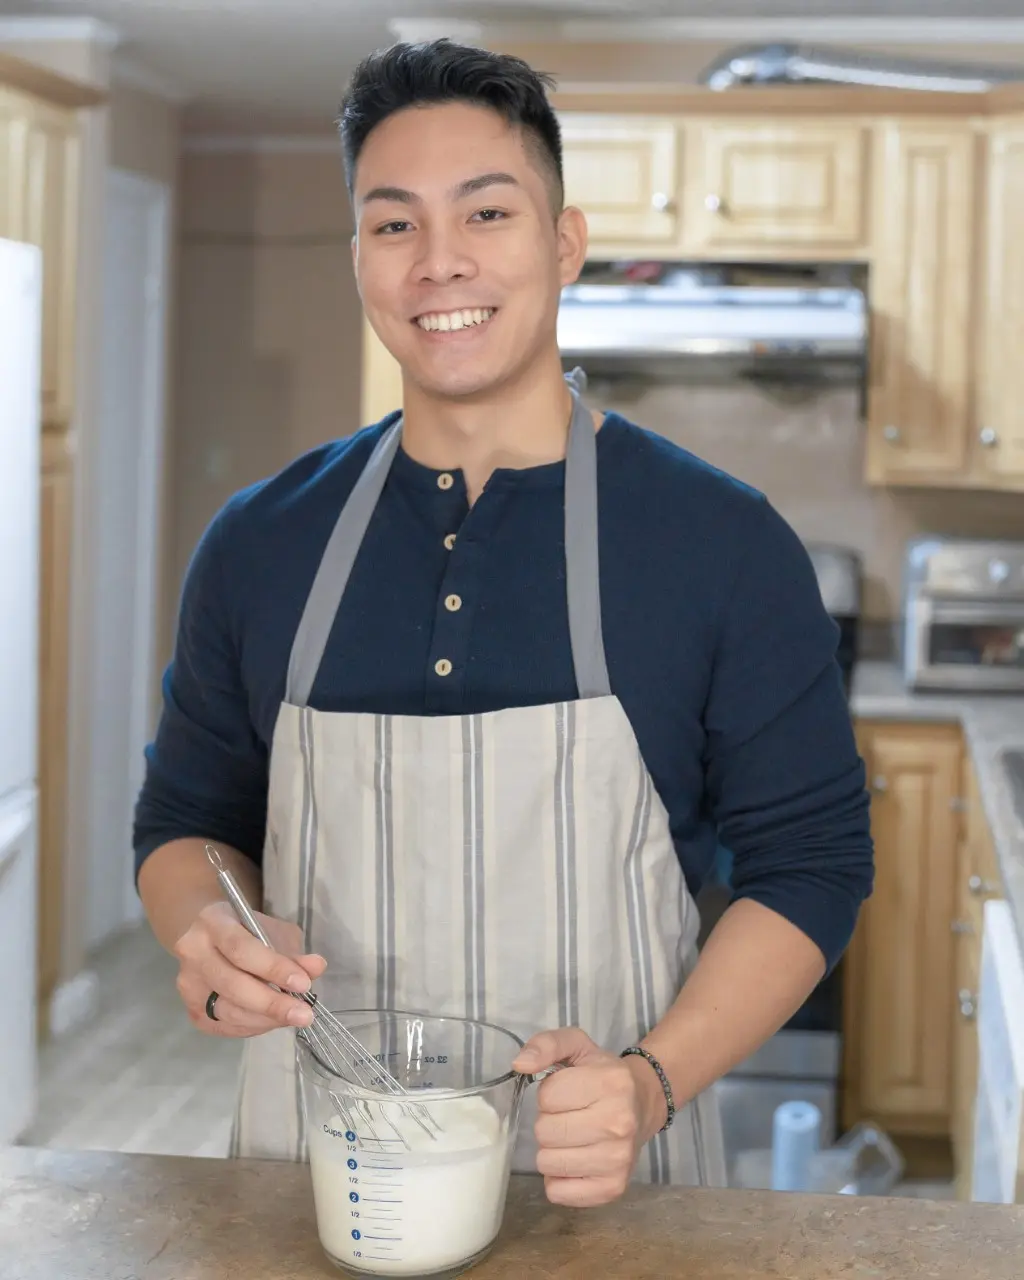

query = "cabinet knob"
951;919;975;935
958;989;977;1020
704;193;725;214
870;775;888;793
651;191;675;213
968;874;1000;895
979;427;999;448
883;424;901;443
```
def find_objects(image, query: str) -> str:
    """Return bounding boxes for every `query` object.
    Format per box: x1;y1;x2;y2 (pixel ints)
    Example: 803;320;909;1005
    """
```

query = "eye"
471;208;507;223
374;219;412;235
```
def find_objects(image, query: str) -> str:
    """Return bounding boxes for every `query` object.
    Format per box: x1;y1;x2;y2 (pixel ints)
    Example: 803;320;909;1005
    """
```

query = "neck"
399;350;580;503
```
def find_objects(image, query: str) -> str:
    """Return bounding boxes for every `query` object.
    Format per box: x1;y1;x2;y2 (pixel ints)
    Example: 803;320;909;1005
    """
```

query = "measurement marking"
363;1197;401;1203
365;1255;396;1261
364;1235;402;1241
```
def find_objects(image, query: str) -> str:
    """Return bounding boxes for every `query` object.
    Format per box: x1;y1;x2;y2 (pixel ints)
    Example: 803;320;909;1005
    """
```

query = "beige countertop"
2;1145;1023;1279
851;661;1024;950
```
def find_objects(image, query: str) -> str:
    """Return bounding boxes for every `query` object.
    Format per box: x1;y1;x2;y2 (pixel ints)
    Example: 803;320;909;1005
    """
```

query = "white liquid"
308;1095;511;1276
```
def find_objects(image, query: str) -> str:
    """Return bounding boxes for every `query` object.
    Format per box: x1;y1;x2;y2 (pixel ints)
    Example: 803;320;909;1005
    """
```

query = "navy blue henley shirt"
134;410;873;971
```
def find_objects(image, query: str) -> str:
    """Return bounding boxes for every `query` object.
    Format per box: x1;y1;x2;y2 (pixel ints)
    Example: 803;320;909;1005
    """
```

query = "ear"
350;231;358;271
555;205;588;288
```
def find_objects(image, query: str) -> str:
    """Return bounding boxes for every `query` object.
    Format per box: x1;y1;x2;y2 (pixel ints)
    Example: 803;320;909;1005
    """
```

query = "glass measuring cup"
297;1010;528;1279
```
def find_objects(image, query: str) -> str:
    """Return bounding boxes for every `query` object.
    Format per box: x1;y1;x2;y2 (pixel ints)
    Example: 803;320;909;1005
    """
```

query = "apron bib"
230;371;727;1187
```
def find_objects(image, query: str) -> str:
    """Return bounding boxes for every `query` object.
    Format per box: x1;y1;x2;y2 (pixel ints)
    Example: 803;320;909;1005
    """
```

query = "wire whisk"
204;844;439;1146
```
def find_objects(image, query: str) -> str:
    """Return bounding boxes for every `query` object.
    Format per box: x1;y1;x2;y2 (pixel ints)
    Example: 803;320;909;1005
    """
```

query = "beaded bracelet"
620;1045;676;1133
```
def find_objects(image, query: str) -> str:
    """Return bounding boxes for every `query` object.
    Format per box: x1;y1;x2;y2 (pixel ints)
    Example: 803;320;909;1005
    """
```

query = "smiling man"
135;39;874;1206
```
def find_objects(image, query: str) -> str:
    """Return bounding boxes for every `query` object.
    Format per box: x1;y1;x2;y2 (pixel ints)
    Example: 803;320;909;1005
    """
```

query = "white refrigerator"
0;236;43;1144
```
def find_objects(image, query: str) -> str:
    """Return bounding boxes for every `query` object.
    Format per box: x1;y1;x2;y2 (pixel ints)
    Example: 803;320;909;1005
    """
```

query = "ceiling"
1;0;1023;125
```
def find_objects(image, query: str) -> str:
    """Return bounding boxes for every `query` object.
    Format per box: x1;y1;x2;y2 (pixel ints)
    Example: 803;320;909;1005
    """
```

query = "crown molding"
388;16;1024;47
113;54;189;104
182;134;339;154
0;15;120;48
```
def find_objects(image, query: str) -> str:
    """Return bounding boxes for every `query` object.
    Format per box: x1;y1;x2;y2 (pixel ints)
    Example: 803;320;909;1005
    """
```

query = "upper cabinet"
864;122;976;484
974;121;1024;487
0;84;80;429
561;115;682;249
681;120;870;257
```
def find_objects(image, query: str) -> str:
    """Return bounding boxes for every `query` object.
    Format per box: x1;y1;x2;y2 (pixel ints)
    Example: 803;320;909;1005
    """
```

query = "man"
136;38;873;1207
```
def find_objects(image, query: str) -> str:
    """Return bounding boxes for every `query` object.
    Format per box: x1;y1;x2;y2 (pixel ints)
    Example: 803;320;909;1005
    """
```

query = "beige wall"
170;149;361;597
110;81;180;185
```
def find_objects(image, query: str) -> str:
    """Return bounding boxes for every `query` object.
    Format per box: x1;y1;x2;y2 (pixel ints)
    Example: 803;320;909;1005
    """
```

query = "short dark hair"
338;38;564;209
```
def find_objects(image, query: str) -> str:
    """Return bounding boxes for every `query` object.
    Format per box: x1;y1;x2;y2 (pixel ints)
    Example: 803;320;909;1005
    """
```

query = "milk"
308;1094;511;1276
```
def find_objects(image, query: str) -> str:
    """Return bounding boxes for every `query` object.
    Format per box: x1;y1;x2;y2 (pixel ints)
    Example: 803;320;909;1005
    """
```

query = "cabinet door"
19;97;80;430
682;119;869;255
975;123;1024;486
865;123;976;483
560;115;681;248
0;87;30;239
37;432;73;1010
844;722;963;1133
360;320;403;426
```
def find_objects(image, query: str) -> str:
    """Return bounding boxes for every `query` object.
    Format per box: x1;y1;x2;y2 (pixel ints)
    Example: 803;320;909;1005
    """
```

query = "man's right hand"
173;901;327;1038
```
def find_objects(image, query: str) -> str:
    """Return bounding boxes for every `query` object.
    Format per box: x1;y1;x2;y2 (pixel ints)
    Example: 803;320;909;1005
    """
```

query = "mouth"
414;307;497;334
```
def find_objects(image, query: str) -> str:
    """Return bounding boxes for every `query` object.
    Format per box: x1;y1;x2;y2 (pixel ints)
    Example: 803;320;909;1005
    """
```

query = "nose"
414;220;477;286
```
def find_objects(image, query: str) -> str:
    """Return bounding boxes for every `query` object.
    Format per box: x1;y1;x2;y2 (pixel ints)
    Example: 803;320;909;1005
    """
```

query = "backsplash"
596;378;1024;641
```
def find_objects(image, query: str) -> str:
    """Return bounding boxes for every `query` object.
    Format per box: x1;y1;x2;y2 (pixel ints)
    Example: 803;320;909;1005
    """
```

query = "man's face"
351;102;587;401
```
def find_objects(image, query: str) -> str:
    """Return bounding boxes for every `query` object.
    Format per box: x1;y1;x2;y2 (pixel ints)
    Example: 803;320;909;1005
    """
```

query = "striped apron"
231;371;727;1188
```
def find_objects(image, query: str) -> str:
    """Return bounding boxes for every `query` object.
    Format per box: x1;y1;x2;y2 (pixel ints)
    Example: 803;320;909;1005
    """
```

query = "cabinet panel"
976;124;1024;484
560;115;681;246
20;100;80;429
844;722;963;1133
0;87;30;238
37;432;73;1008
682;120;869;254
360;321;403;426
865;123;975;483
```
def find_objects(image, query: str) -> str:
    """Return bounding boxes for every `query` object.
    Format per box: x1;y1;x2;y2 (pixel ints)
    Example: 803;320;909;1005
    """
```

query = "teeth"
417;308;494;332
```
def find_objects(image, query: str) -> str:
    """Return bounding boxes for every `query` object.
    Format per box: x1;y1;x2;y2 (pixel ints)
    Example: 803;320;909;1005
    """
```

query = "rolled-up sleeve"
702;496;874;972
133;505;269;879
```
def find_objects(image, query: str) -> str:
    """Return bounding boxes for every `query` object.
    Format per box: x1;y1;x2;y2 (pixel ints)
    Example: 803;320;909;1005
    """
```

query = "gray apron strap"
284;369;611;706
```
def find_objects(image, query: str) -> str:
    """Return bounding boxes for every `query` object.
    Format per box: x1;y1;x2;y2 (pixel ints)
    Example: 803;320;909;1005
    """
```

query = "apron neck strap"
284;369;611;706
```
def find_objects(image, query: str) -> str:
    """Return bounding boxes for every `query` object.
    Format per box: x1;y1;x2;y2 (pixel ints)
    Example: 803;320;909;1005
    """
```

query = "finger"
534;1105;635;1150
512;1027;597;1074
544;1174;629;1209
299;953;328;980
203;910;316;995
537;1063;626;1114
179;955;313;1029
536;1140;634;1180
194;993;283;1039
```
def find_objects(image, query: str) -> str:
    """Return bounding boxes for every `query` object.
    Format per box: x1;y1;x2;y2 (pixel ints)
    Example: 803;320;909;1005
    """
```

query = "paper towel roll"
771;1100;822;1192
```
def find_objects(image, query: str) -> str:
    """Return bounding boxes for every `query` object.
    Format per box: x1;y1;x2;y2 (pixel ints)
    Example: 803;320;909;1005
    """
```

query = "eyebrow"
359;171;522;207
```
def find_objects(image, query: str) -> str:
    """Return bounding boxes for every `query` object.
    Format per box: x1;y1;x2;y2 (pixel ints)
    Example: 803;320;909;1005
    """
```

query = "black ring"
205;991;220;1022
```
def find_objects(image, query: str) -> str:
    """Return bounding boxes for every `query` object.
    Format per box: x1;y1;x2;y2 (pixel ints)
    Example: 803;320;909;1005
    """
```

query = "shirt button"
437;472;454;491
434;658;453;677
445;594;462;612
443;533;456;551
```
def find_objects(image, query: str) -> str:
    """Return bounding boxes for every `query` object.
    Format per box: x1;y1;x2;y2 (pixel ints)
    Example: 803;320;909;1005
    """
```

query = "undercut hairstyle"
338;38;564;211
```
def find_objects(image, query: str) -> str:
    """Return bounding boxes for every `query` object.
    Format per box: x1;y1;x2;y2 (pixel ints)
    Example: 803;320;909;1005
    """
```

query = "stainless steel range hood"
699;43;1024;94
556;269;866;383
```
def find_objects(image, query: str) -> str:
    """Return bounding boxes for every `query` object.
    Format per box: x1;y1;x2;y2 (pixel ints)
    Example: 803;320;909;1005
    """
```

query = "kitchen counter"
2;1145;1023;1279
851;661;1024;950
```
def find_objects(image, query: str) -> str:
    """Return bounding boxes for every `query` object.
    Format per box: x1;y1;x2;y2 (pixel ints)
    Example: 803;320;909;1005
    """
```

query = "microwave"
902;538;1024;693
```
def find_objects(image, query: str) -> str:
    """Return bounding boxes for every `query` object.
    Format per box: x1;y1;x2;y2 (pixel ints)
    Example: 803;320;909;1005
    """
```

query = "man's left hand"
512;1027;666;1207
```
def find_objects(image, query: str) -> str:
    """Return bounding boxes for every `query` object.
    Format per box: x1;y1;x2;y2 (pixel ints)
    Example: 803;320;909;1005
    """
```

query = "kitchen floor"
20;926;953;1198
20;923;240;1157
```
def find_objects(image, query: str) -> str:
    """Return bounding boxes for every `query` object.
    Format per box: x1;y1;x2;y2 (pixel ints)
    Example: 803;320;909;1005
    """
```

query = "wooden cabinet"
0;54;96;1019
950;755;1004;1199
865;123;977;484
681;119;870;257
843;721;963;1135
561;115;682;248
0;85;80;428
37;433;74;1007
360;321;403;426
974;121;1024;487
